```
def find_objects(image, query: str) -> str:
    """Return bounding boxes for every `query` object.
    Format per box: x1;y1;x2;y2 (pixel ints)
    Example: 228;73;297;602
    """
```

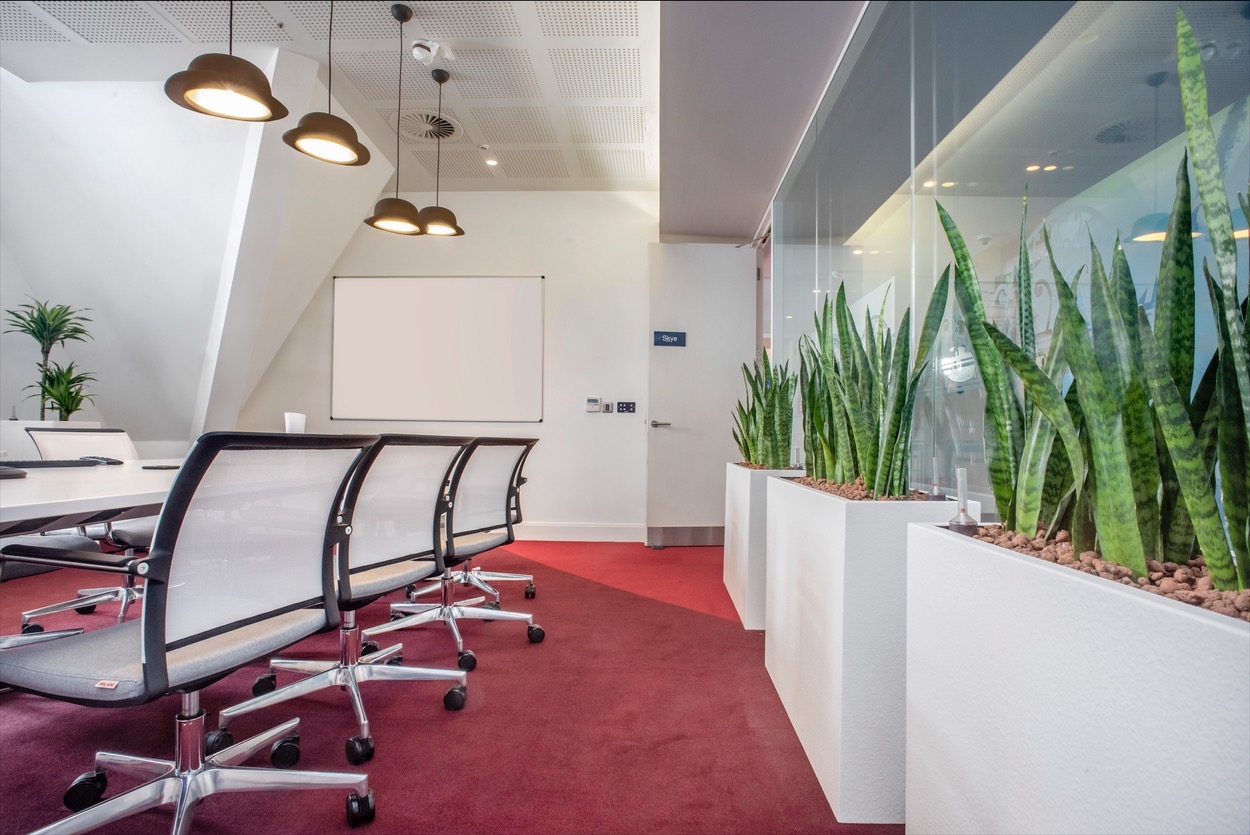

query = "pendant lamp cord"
228;0;234;56
327;0;334;111
435;80;443;206
394;14;403;200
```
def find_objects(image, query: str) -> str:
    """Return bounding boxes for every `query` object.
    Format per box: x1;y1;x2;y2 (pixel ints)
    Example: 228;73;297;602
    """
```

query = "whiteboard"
332;276;544;422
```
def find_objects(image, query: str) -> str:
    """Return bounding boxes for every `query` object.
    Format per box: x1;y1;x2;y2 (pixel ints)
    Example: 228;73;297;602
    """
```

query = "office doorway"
645;242;755;547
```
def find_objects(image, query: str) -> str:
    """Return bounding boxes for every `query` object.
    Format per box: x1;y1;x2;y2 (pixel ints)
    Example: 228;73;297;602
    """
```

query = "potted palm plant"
763;276;974;825
905;12;1249;834
723;348;796;630
28;361;97;420
4;299;93;420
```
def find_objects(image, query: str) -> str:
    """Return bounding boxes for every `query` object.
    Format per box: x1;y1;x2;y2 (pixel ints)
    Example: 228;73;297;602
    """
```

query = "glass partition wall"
773;0;1250;517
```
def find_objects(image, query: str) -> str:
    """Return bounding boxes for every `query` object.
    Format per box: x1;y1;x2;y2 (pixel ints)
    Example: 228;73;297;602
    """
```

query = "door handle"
650;420;672;428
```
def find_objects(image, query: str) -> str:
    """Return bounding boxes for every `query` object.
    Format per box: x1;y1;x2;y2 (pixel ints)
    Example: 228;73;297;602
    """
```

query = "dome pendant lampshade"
365;4;424;235
283;1;369;165
419;68;465;236
165;2;287;121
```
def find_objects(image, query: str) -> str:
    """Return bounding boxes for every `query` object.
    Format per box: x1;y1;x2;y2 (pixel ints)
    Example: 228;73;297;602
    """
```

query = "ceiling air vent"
400;110;460;142
1093;116;1151;145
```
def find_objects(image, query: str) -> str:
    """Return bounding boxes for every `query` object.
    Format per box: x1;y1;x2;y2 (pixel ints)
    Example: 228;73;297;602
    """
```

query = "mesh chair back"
344;435;472;574
448;439;536;536
146;433;374;648
26;427;140;460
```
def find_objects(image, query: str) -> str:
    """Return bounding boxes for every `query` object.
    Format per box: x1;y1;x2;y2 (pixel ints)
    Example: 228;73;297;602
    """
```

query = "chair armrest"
0;543;152;576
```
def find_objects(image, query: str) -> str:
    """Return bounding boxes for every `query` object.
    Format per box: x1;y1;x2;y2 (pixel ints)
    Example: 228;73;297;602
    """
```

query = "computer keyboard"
0;459;100;469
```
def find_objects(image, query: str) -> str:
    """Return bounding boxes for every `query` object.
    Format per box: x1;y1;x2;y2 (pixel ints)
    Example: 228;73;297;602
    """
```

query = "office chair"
214;434;473;765
404;442;537;604
20;428;156;628
365;438;544;671
0;431;379;832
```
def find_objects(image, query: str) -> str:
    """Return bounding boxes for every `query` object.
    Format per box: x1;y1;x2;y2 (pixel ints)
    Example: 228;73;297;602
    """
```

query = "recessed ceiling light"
869;250;879;255
1077;31;1100;45
1062;165;1074;171
1026;165;1041;172
941;181;956;188
852;249;864;255
785;315;793;319
1043;165;1057;171
922;180;936;188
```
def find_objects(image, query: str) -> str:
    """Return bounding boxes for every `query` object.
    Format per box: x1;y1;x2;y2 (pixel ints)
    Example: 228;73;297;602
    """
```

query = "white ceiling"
0;0;864;242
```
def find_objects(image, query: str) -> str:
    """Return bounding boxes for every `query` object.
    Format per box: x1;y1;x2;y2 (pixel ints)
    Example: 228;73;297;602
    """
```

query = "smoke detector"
399;110;460;142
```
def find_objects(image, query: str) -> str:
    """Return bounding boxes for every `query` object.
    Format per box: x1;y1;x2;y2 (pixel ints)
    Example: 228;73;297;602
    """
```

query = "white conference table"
0;459;183;537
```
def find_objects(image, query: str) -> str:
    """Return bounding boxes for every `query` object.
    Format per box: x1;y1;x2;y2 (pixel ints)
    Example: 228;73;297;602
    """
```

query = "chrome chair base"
408;565;534;605
217;612;467;748
32;694;371;835
21;580;143;628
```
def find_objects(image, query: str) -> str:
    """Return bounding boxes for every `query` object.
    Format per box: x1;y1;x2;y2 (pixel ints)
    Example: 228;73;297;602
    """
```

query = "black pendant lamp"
365;5;424;235
165;0;288;122
419;69;465;236
283;1;369;165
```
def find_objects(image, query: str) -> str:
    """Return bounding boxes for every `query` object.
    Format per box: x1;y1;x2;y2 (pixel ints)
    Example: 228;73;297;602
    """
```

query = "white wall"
0;56;392;455
0;69;245;435
239;190;659;540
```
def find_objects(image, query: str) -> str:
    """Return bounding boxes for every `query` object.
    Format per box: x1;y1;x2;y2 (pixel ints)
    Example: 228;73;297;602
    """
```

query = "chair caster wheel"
524;583;536;599
252;673;277;697
390;610;407;622
270;736;300;768
385;655;403;666
63;770;107;812
74;604;98;615
528;624;545;644
443;684;467;711
360;641;380;657
20;622;43;634
205;728;234;755
346;735;375;765
457;649;477;672
346;789;376;827
483;601;500;622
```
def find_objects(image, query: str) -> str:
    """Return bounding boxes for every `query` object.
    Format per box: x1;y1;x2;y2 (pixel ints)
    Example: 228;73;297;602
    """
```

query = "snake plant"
798;274;947;495
936;7;1246;589
732;347;796;470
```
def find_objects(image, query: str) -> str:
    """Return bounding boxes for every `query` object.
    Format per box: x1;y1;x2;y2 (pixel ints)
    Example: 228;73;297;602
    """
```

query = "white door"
646;243;756;546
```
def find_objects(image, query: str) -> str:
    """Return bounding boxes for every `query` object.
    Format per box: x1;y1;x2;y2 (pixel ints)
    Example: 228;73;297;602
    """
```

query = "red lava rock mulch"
796;476;927;501
973;524;1250;623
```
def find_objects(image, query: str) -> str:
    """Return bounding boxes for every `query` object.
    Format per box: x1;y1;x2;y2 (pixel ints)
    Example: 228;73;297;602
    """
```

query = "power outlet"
602;402;613;412
617;401;636;413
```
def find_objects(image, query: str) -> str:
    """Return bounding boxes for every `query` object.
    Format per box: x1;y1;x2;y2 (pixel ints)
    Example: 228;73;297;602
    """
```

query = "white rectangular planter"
763;478;973;824
906;523;1250;835
722;463;797;629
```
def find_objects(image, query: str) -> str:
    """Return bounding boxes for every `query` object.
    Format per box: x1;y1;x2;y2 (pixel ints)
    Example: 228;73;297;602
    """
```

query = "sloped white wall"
239;190;659;540
0;56;393;452
0;69;244;437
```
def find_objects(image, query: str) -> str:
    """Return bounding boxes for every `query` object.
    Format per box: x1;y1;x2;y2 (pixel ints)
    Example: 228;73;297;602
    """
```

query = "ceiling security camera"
412;39;438;65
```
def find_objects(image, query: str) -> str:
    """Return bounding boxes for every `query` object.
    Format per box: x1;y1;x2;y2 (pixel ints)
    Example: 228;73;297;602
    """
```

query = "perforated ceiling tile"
470;106;555;144
412;2;522;39
566;106;644;144
152;2;291;42
496;149;568;179
337;50;440;102
285;1;399;41
578;149;644;179
534;1;638;37
549;49;641;99
412;147;495;179
0;2;68;41
35;1;180;43
450;50;542;99
378;107;471;144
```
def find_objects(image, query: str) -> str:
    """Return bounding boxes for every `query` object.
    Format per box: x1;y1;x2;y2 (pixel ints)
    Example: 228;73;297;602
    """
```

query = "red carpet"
0;545;901;835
